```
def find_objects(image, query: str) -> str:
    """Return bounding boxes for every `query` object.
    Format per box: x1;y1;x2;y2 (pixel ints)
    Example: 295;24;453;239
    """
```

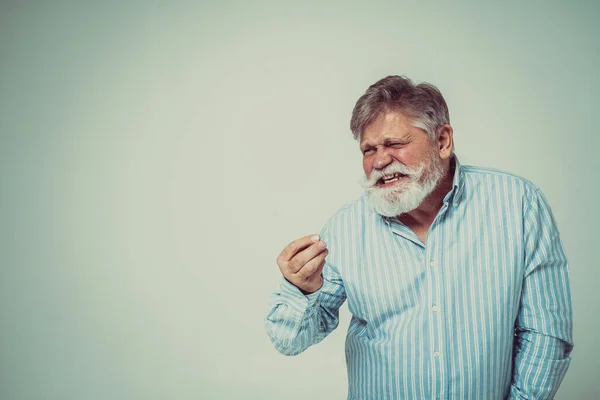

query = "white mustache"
360;162;424;189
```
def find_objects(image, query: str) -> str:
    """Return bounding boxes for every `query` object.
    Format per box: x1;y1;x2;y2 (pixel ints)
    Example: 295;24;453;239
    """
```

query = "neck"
398;157;455;228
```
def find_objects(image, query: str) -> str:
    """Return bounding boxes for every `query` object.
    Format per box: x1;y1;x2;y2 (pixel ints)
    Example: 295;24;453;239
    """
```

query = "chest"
336;206;526;325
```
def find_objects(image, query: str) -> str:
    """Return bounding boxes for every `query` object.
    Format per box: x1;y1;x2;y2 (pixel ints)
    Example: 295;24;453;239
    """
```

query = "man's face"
359;110;445;216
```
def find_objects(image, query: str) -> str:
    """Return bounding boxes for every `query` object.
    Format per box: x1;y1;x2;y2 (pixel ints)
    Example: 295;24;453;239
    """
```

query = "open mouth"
377;172;408;186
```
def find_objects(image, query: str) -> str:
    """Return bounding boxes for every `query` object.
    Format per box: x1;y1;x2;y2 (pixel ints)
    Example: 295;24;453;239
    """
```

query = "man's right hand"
277;234;329;294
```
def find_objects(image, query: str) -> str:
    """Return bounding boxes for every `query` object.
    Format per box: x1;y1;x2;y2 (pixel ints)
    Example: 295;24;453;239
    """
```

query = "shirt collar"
446;154;464;207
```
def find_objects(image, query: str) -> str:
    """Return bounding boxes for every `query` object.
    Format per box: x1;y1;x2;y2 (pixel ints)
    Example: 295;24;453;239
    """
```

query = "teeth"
382;173;403;180
378;172;409;185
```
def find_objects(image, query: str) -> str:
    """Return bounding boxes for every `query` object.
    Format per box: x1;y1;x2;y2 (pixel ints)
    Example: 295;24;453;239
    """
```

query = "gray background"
1;1;598;399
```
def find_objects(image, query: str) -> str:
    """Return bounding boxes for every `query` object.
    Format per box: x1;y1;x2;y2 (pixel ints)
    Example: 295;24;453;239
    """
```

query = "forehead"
360;110;422;145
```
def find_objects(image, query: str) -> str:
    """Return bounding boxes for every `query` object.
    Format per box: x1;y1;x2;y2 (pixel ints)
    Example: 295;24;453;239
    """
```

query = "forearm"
508;330;573;399
265;278;343;356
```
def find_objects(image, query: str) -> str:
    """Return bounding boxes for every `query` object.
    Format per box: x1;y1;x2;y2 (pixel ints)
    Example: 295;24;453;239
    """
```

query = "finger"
279;234;320;262
295;249;328;281
288;241;328;273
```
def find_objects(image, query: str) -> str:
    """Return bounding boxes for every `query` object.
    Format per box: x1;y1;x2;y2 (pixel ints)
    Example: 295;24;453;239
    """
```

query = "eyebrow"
361;136;412;150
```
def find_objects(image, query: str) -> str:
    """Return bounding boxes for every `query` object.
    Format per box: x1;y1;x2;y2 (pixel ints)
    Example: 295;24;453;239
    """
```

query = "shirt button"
432;305;439;312
430;260;437;268
433;351;441;358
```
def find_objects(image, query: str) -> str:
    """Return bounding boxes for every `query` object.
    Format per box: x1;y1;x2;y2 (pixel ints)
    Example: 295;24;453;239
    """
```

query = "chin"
367;185;423;217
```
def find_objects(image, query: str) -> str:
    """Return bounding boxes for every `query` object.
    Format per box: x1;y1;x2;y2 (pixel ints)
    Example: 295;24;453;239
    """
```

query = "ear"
436;124;454;160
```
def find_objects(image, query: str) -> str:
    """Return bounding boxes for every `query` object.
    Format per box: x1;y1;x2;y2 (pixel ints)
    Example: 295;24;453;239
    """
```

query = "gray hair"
350;75;450;141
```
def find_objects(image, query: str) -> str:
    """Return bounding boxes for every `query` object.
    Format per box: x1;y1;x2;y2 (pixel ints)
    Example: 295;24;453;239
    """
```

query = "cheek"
391;149;411;161
395;150;420;167
362;158;372;176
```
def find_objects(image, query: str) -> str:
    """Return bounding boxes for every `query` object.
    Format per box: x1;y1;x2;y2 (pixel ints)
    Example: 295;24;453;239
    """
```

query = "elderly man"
265;76;573;399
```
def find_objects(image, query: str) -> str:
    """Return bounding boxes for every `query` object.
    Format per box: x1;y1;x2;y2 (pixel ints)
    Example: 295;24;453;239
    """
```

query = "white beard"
360;153;445;217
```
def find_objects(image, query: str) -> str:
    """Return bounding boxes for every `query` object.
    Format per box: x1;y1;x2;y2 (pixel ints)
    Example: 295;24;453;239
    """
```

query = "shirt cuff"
279;277;321;313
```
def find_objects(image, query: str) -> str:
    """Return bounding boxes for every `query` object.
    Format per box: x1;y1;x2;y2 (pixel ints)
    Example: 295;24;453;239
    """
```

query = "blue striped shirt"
265;156;573;399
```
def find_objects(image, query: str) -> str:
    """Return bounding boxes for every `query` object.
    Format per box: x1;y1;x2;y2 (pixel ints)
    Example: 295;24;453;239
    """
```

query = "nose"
373;149;393;170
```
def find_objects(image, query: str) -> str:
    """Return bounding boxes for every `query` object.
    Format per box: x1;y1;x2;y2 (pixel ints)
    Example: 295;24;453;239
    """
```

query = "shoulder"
324;193;370;228
320;193;377;238
461;164;541;198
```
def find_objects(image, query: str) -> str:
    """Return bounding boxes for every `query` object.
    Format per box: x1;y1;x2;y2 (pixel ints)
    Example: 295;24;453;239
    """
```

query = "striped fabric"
265;156;573;399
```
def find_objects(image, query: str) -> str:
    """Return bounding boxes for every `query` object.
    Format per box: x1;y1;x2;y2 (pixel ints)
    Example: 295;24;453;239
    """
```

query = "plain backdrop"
1;1;598;399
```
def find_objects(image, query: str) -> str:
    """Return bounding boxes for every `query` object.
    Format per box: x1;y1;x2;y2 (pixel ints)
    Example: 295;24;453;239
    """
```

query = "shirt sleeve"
509;188;574;399
264;226;347;356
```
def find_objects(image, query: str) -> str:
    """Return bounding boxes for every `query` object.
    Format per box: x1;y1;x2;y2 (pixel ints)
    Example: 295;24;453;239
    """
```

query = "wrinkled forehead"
359;110;427;145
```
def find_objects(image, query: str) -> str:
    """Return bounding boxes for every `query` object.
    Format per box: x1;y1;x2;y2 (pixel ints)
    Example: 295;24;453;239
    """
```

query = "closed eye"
387;142;406;148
